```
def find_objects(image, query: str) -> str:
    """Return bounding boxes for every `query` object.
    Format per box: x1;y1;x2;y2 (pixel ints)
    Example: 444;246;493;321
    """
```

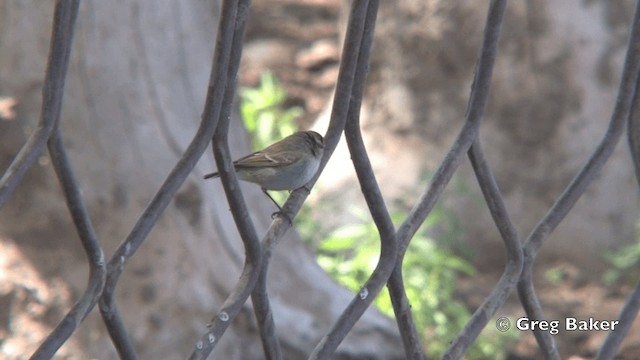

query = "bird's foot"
271;210;292;224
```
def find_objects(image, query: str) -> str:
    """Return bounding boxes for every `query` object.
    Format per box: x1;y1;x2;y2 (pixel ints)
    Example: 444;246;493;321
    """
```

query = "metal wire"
2;0;640;359
518;1;640;356
596;64;640;360
188;1;259;358
309;2;395;358
389;0;507;357
0;0;79;207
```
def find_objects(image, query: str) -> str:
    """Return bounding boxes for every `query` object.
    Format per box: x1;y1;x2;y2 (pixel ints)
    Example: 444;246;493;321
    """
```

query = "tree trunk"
354;0;638;270
0;1;402;359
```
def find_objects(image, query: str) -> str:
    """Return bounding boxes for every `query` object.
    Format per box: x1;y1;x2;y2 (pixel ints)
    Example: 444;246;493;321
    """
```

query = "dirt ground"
240;0;640;358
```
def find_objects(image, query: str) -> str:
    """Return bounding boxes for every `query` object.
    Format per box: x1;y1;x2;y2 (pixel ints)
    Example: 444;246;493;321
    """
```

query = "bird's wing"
233;150;299;168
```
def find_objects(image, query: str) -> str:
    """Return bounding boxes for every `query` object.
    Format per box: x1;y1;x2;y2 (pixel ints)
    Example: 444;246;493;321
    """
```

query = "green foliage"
601;220;640;285
240;71;301;150
239;70;517;359
603;238;640;285
239;71;302;204
544;266;567;286
317;205;515;359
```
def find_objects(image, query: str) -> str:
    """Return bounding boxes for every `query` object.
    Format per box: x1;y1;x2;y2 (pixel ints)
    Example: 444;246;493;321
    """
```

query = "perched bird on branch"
205;130;325;211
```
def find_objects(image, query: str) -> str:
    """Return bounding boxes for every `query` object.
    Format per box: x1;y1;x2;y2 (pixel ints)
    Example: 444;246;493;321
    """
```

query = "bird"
204;130;325;211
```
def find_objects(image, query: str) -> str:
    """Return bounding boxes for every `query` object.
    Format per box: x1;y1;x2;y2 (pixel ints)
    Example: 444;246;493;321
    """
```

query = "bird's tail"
203;172;220;179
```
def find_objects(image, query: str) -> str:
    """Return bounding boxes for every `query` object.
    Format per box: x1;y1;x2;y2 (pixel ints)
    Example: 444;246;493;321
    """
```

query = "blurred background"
1;0;640;358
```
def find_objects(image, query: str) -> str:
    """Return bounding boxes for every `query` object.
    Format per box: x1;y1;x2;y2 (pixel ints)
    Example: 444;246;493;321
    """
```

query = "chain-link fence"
2;0;640;359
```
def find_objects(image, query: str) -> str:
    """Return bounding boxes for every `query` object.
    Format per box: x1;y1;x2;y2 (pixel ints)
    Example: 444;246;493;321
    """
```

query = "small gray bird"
204;130;325;210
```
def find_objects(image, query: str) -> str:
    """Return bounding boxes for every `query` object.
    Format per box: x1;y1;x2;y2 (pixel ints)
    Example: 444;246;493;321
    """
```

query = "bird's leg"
261;188;292;223
262;188;291;222
262;188;282;212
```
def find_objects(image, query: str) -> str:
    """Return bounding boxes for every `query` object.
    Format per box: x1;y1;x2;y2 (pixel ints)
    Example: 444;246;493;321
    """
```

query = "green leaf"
319;235;357;251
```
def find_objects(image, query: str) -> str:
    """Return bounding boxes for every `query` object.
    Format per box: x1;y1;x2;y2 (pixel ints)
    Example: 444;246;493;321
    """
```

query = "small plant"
601;219;640;285
317;204;516;359
544;266;567;285
240;71;301;150
239;71;303;204
603;241;640;286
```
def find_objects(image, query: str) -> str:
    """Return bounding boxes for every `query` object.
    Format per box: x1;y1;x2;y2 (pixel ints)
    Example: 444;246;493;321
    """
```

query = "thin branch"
98;0;243;357
387;0;507;357
518;1;640;356
0;0;79;208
